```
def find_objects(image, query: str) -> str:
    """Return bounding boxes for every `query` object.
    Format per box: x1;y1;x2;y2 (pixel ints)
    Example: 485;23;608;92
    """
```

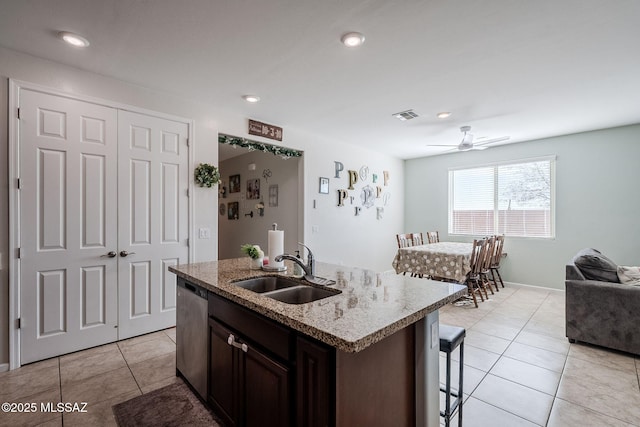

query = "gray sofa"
566;249;640;355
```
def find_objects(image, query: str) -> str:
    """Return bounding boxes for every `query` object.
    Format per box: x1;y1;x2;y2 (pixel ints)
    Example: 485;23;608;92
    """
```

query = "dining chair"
427;231;440;244
396;233;418;277
465;238;487;307
481;235;498;293
411;232;425;246
396;233;414;249
490;234;505;288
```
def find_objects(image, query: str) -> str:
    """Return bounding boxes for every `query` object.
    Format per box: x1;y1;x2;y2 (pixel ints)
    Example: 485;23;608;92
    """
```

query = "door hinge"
16;178;21;189
186;238;190;247
186;137;190;147
186;188;189;197
17;107;20;119
16;248;21;259
16;318;21;329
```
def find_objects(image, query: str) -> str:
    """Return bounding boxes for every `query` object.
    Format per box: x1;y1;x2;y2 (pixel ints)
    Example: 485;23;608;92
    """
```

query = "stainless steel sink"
232;276;340;304
263;286;340;304
231;276;300;293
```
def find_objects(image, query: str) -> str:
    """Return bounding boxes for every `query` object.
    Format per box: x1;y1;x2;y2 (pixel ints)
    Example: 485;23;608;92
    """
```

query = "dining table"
392;241;473;283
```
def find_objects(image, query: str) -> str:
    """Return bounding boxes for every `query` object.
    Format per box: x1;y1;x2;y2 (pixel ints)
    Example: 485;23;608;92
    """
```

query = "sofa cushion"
617;266;640;286
573;248;620;283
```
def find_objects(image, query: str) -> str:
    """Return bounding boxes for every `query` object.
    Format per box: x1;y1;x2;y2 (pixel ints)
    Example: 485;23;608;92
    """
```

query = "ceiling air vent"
392;109;419;121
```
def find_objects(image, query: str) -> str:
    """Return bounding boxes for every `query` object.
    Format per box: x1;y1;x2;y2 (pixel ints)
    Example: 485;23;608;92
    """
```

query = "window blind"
449;159;554;238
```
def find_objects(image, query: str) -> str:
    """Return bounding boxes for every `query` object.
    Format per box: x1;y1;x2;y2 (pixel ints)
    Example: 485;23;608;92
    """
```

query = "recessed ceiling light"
436;112;452;119
242;95;260;103
58;31;90;48
340;32;365;47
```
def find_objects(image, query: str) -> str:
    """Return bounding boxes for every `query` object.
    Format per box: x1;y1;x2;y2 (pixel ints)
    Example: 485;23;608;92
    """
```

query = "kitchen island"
170;258;466;427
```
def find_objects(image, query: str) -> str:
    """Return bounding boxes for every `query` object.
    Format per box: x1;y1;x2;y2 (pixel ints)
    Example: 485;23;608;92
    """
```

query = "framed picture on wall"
269;185;278;207
229;174;241;193
319;177;329;194
247;179;260;200
227;202;239;220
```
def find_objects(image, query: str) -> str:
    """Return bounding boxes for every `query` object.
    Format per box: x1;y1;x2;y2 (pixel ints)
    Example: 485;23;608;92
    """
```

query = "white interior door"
20;89;119;364
117;110;189;339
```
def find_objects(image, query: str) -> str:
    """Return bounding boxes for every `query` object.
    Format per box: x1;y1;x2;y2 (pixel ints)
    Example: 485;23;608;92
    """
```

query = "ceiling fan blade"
426;144;458;147
474;136;510;146
466;146;488;151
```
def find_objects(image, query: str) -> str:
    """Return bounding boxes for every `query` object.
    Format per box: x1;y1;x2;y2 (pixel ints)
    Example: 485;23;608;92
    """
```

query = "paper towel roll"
268;229;285;269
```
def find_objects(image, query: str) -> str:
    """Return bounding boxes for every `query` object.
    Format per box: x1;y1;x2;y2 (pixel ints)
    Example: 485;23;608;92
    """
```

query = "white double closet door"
19;89;189;364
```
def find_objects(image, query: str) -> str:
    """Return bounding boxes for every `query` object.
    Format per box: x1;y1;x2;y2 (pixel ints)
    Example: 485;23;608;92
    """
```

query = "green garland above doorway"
218;134;302;159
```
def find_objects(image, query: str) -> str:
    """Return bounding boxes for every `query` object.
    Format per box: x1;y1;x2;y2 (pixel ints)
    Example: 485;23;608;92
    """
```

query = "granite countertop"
169;258;467;353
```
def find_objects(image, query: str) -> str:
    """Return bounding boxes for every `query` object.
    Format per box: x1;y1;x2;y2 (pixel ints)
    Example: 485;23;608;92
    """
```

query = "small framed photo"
247;179;260;200
227;202;239;220
229;174;241;193
319;177;329;194
269;185;278;207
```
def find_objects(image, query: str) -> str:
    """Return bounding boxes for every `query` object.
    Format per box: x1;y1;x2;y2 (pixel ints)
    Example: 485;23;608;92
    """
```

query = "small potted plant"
241;244;264;270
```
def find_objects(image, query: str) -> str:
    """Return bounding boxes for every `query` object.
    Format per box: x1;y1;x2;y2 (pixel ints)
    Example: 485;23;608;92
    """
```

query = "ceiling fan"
427;126;510;151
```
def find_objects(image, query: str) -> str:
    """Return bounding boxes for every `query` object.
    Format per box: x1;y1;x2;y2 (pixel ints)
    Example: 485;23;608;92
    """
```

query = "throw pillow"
617;266;640;286
573;248;620;283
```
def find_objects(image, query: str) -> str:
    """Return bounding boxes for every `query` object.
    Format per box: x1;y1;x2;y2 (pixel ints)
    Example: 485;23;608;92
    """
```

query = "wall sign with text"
248;119;283;141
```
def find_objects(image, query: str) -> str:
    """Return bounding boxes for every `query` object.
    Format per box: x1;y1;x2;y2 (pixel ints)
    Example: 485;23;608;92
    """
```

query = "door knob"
101;251;117;258
119;250;136;257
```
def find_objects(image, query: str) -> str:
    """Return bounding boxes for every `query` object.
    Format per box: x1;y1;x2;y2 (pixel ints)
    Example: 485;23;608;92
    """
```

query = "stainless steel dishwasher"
176;278;208;400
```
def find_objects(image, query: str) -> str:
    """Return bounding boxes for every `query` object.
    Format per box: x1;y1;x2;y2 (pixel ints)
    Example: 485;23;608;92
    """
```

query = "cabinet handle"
227;334;248;353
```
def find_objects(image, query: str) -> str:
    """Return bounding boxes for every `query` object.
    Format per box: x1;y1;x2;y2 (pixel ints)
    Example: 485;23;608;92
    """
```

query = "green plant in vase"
241;244;264;269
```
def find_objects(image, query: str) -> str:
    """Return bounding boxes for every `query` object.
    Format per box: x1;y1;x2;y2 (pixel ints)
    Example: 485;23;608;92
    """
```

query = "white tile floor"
439;284;640;426
1;284;639;426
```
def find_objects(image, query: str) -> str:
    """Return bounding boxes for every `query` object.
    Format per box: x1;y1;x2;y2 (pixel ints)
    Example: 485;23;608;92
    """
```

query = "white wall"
213;122;405;271
404;124;640;289
218;149;300;259
0;46;404;367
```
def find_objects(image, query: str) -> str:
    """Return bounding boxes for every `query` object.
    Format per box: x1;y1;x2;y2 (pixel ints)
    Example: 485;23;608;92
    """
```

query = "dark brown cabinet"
209;318;290;427
209;319;239;427
209;293;294;427
296;336;333;427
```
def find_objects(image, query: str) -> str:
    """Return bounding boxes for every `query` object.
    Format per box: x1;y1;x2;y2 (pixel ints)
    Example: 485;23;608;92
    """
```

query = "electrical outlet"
312;225;320;234
198;228;211;239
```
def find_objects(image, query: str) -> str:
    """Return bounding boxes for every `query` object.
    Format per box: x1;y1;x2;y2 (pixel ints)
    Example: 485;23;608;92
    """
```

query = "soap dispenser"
293;250;304;277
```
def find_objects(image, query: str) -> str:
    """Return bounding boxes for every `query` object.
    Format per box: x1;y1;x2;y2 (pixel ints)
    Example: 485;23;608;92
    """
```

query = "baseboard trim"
504;281;564;294
0;363;9;373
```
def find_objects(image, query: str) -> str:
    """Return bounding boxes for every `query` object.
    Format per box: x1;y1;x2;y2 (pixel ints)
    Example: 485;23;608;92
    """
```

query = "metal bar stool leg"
439;325;465;427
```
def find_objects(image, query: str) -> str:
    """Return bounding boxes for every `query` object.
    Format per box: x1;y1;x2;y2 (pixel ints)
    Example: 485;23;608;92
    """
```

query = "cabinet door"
209;319;238;427
243;344;290;427
296;336;334;427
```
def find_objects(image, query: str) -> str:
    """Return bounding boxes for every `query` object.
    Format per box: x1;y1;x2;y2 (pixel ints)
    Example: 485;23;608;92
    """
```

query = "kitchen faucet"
275;243;315;277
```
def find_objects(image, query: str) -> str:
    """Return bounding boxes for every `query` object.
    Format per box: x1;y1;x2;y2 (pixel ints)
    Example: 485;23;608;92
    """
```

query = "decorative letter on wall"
337;189;348;206
372;173;378;183
348;170;358;190
383;170;390;186
334;161;344;178
377;207;384;220
355;206;362;216
376;186;383;198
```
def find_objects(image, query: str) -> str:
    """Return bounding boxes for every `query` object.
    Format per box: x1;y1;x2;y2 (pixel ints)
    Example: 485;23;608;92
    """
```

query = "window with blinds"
448;158;555;238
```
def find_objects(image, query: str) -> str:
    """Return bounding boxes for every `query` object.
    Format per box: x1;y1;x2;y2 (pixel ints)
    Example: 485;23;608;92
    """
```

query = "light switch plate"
198;228;211;239
312;225;320;234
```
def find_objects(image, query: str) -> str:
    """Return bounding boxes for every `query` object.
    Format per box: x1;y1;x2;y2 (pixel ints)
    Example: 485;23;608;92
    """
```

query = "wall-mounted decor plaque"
248;119;283;141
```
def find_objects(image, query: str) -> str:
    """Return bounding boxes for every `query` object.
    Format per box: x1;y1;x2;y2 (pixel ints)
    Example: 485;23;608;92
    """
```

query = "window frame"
448;155;556;239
